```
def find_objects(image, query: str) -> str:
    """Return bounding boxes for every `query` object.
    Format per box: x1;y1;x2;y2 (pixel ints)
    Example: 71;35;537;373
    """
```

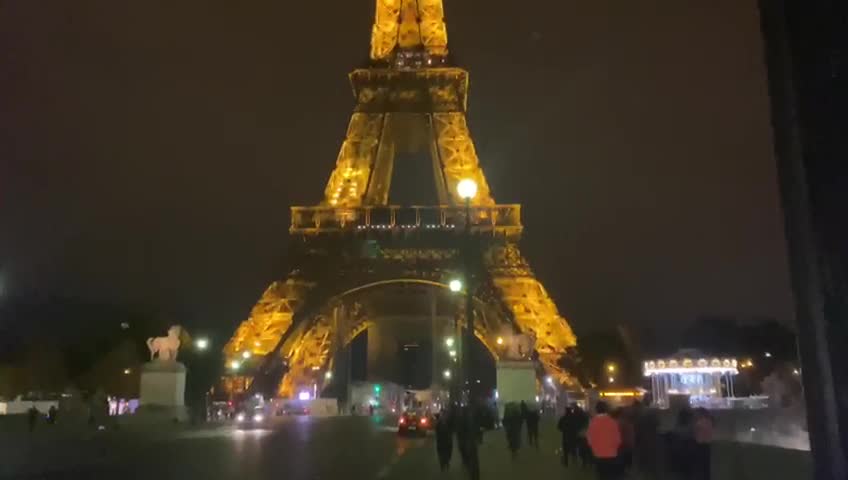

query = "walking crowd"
433;399;715;480
558;400;715;480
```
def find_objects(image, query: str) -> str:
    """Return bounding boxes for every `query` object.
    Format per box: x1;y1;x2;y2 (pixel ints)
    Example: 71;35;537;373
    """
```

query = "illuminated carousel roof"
643;350;738;376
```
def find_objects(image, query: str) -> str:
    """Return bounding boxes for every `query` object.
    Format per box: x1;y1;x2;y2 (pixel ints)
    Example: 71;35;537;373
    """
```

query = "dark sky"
1;1;793;339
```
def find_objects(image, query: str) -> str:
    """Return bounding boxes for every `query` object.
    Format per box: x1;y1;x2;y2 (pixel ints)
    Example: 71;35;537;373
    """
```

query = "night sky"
1;1;793;340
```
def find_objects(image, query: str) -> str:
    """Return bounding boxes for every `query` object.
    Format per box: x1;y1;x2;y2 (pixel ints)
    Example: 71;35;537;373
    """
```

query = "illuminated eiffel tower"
223;0;577;397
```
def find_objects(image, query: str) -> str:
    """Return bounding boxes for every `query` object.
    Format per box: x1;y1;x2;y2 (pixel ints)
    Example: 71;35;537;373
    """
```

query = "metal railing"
290;204;522;235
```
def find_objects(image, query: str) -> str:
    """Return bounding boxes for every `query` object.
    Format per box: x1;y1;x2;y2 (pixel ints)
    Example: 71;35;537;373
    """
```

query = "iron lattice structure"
223;0;577;398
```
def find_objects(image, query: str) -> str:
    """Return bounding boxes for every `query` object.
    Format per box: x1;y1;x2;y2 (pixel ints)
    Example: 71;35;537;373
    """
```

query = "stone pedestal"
132;361;188;423
495;360;537;420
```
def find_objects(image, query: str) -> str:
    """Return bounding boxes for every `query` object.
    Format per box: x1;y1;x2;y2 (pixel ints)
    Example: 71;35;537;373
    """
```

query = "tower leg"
484;243;578;385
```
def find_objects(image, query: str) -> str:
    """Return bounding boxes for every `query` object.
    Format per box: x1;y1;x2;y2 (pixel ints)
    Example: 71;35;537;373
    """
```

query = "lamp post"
457;178;477;402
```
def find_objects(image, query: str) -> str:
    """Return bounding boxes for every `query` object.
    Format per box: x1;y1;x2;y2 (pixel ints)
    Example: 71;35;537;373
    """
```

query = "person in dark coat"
573;405;593;468
47;405;58;425
557;404;580;466
456;406;480;480
524;403;540;448
434;410;453;471
633;400;660;476
502;402;523;459
667;408;698;479
27;405;39;432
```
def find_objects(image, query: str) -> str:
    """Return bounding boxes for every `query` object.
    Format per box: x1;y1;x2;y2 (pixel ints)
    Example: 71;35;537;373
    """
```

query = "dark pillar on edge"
757;1;848;478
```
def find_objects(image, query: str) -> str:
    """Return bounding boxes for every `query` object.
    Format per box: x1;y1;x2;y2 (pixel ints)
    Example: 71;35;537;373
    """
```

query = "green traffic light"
374;384;381;394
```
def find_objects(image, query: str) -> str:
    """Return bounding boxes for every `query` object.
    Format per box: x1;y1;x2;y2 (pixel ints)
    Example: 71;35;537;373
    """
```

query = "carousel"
643;350;738;408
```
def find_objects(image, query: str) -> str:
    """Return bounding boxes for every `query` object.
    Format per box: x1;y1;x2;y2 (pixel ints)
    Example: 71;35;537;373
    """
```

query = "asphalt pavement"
3;415;595;480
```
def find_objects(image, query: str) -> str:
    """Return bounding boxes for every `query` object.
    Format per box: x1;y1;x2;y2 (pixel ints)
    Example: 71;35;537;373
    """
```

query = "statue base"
495;360;537;420
133;361;188;423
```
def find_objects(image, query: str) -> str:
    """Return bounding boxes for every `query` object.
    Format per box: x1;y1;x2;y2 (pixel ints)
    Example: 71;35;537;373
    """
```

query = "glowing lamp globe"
457;179;478;200
448;279;463;292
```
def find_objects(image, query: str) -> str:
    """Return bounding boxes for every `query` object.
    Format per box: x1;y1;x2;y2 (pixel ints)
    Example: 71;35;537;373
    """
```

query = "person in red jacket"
587;401;622;480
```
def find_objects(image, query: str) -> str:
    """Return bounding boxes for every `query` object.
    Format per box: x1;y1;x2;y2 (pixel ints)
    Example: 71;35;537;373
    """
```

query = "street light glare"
608;376;615;383
496;336;504;345
195;338;209;350
445;337;455;348
607;364;616;372
325;371;333;379
448;279;463;292
230;360;241;370
242;351;252;359
443;369;452;379
457;178;478;200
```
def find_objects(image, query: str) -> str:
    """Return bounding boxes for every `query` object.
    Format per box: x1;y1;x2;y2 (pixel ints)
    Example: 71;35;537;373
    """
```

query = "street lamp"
607;363;616;373
457;178;478;201
230;360;241;370
325;371;333;380
449;279;463;292
608;376;615;383
496;336;504;345
195;338;209;350
445;337;455;348
443;369;452;379
242;351;252;359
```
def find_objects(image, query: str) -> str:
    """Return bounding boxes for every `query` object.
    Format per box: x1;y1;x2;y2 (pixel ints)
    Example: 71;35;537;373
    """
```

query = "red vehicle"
398;411;431;436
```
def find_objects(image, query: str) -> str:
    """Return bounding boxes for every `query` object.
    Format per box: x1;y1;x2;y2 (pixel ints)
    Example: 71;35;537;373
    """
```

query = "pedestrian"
502;402;523;459
633;400;660;477
692;407;714;480
47;405;58;425
456;406;480;480
369;404;375;416
557;404;579;466
573;405;593;468
667;407;697;479
434;409;453;472
587;401;622;480
524;403;540;449
616;407;636;472
27;405;39;432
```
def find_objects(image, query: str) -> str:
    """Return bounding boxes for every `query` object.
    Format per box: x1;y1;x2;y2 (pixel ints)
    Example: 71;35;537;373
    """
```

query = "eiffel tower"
223;0;577;398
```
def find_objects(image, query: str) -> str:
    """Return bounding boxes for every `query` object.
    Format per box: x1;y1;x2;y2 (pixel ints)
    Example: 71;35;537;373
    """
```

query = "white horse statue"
146;325;182;361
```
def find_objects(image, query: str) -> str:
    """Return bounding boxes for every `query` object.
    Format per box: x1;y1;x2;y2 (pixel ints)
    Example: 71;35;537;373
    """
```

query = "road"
4;415;594;480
